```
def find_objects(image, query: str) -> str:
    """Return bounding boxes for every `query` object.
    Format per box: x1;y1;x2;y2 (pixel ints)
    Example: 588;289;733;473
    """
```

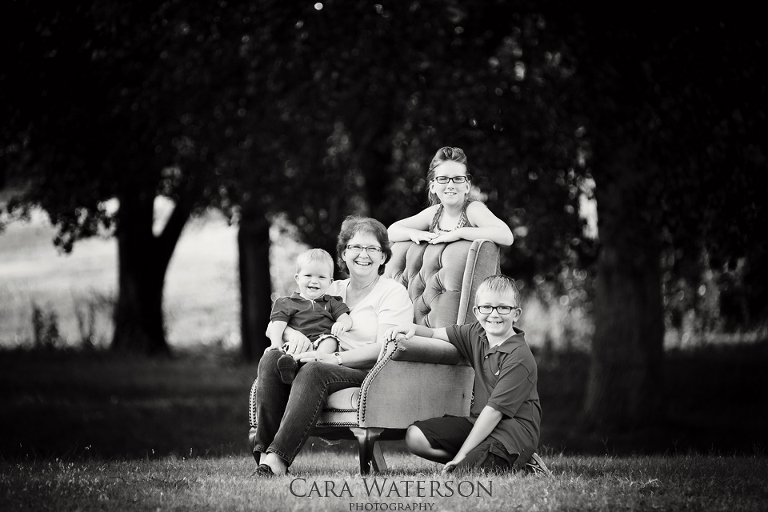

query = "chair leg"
350;427;386;475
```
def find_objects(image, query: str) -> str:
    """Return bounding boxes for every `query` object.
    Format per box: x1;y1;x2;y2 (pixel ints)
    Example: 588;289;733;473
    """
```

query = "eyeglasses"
433;175;471;184
346;244;384;256
475;305;520;315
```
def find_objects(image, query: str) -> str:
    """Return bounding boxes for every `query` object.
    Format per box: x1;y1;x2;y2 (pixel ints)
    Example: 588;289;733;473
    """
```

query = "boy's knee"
405;425;429;454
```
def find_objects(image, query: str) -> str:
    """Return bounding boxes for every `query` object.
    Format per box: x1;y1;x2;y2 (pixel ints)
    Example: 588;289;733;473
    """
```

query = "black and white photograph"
1;1;766;510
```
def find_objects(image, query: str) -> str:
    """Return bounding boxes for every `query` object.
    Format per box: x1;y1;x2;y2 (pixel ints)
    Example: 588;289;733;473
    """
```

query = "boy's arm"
385;323;450;342
443;406;504;473
330;312;353;336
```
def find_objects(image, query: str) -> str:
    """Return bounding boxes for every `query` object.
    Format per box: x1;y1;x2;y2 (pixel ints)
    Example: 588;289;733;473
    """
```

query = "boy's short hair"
295;248;335;275
475;274;521;307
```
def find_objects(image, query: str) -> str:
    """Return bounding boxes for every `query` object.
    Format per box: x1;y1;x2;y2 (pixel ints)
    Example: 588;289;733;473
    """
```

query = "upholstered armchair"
248;239;501;474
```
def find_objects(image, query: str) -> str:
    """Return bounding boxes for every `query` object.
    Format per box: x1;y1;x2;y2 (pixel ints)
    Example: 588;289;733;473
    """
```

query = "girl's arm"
388;206;440;243
430;202;514;246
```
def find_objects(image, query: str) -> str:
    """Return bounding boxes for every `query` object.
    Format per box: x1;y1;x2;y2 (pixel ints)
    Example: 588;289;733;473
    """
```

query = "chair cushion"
317;387;361;427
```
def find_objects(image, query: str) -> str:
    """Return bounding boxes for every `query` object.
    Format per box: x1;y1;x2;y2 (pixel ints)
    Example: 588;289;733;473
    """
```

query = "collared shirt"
270;292;349;342
446;322;541;456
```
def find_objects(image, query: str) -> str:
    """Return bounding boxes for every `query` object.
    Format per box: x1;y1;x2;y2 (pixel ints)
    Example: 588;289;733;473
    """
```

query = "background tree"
2;1;260;354
538;5;768;429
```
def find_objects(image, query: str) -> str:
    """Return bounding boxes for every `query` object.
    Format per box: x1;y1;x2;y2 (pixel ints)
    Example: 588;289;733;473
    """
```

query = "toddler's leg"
315;336;338;354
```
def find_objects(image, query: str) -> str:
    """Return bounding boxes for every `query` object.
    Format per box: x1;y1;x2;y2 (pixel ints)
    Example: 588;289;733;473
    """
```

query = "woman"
253;216;413;476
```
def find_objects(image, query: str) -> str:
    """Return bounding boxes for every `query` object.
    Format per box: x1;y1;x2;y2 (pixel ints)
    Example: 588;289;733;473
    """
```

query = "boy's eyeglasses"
475;305;520;315
346;244;384;256
433;175;471;184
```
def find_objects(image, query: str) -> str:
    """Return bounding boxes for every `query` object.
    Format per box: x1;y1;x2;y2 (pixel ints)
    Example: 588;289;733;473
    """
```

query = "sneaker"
525;452;552;477
277;354;298;384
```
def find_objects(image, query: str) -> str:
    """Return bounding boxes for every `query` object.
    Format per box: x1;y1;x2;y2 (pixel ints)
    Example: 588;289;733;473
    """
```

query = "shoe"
525;452;552;477
251;464;277;478
277;354;298;384
251;464;289;478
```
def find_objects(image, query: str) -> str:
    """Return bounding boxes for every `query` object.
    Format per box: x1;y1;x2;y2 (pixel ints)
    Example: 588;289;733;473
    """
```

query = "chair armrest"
358;339;474;428
387;335;465;365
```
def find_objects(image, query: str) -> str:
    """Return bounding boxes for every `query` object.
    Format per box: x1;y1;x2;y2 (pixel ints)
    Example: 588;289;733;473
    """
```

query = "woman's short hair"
427;146;470;206
336;216;392;276
295;248;335;275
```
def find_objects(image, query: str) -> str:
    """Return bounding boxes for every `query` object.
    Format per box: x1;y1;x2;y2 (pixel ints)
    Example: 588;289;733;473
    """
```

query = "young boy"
385;274;551;476
268;248;352;384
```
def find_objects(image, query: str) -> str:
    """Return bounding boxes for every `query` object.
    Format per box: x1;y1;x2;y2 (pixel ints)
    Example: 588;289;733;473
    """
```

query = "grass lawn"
1;344;767;510
2;453;767;511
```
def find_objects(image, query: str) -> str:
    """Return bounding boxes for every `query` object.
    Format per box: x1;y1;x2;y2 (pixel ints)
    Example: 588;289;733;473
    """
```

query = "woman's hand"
282;331;313;355
295;351;335;364
385;325;416;341
410;231;438;244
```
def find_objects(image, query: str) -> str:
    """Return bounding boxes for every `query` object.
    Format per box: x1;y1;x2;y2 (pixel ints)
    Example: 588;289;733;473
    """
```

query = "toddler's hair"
296;248;335;274
476;274;521;307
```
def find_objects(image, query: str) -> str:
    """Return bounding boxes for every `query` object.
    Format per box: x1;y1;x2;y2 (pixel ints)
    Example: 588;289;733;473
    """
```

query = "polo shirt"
269;292;350;342
446;322;541;456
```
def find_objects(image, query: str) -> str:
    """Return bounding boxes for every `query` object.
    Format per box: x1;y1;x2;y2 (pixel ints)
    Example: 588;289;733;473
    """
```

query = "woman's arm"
430;202;514;246
388;207;439;243
278;324;313;354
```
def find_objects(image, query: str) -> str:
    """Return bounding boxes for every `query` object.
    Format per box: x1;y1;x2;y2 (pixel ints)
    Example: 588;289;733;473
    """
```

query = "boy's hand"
442;453;466;474
410;231;438;244
331;322;348;336
385;325;416;341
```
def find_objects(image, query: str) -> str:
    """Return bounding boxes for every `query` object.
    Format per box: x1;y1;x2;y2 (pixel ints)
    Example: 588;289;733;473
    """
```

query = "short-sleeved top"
429;201;476;234
270;292;350;343
446;322;541;456
327;278;413;352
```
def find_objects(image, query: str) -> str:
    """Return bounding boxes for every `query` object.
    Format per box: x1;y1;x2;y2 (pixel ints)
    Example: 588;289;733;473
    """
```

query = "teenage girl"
388;147;514;246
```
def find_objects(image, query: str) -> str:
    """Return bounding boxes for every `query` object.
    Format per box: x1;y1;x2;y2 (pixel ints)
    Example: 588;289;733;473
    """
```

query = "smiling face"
429;160;471;207
342;232;385;280
473;288;521;343
294;260;333;300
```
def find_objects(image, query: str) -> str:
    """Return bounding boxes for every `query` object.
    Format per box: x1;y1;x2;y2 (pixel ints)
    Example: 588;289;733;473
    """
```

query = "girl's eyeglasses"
346;244;384;256
433;175;471;184
475;305;520;315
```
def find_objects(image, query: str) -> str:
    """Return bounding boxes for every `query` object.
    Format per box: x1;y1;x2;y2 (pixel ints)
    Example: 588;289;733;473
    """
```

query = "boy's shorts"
311;333;339;349
412;415;524;474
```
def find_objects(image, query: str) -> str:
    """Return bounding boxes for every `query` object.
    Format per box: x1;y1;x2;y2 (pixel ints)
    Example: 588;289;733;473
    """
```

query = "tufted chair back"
386;240;501;328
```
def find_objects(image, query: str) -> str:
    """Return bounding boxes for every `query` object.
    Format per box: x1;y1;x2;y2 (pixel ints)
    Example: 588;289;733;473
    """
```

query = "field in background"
0;200;308;349
1;197;763;352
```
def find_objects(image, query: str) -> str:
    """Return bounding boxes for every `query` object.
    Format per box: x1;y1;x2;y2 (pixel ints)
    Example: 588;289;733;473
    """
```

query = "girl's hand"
385;325;416;341
428;231;461;244
331;322;348;336
410;231;438;244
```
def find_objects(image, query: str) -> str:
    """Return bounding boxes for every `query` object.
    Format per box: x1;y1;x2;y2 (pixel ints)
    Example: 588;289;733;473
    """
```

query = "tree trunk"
111;190;189;356
584;144;666;429
239;208;272;362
